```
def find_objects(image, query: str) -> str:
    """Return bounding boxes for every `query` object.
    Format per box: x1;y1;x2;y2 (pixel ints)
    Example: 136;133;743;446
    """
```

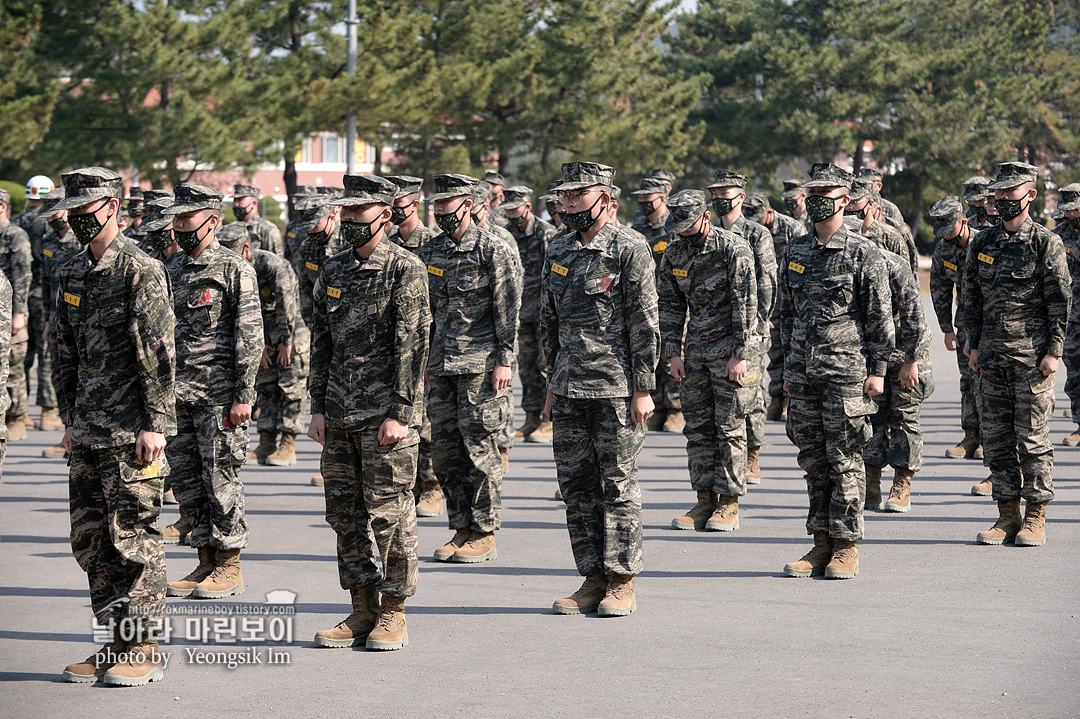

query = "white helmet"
25;175;55;201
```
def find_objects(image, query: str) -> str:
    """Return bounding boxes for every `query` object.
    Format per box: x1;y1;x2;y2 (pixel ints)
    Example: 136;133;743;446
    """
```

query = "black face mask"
68;202;112;245
308;217;335;245
987;213;1002;226
562;195;604;232
972;205;988;222
390;205;411;225
638;200;656;217
233;204;252;221
682;216;708;246
146;229;174;252
509;213;528;230
48;218;68;234
545;201;560;223
434;200;469;235
784;198;801;216
712;197;737;216
995;197;1029;222
1066;216;1080;230
844;205;868;219
805;195;843;223
340;216;385;248
173;215;215;252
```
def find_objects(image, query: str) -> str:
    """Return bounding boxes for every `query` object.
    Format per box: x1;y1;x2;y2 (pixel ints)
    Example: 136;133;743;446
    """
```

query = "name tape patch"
305;261;319;271
427;265;444;277
63;292;81;307
673;268;688;278
943;261;958;271
327;286;342;299
977;253;994;265
788;262;805;274
551;263;569;276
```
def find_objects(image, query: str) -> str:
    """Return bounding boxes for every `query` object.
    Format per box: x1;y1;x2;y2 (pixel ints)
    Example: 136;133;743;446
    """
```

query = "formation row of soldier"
0;153;1072;686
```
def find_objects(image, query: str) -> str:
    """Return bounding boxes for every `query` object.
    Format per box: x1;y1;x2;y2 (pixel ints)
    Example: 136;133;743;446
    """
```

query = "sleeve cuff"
1047;341;1064;358
633;373;656;392
235;388;257;406
496;348;515;368
309;396;326;415
387;402;415;424
663;339;683;359
144;410;174;436
870;360;888;377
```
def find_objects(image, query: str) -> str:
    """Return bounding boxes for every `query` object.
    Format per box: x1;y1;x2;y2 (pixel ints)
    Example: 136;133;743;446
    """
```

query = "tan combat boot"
6;415;26;441
865;465;883;511
162;488;178;505
706;495;740;531
746;446;762;485
514;410;542;439
166;546;215;597
671;490;717;530
597;574;636;617
452;531;497;563
526;418;553;443
552;573;607;615
976;498;1022;545
663;410;684;433
42;444;67;459
784;532;832;577
63;629;125;683
311;474;324;487
248;429;277;464
554;485;564;501
39;408;65;431
433;528;471;562
314;585;380;648
191;548;244;598
824;539;859;579
1014;501;1048;546
766;395;785;421
265;432;297;466
884;467;913;513
945;428;981;459
162;516;193;545
415;480;444;517
1063;427;1080;447
500;447;509;470
366;597;408;650
970;476;993;496
18;413;36;431
102;642;165;687
646;410;666;432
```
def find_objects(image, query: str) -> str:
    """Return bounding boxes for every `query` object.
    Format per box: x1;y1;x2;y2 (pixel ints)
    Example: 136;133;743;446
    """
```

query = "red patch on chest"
600;276;615;293
198;289;212;306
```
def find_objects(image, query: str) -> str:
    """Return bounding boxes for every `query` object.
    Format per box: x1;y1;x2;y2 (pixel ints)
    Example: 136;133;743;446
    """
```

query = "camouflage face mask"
173;214;215;252
390;205;411;225
994;197;1029;222
146;228;174;252
48;217;68;234
232;203;253;221
805;194;842;223
711;196;737;216
972;205;988;221
562;194;604;232
844;204;867;219
434;199;469;235
638;200;656;217
784;198;800;215
341;216;386;247
67;201;112;245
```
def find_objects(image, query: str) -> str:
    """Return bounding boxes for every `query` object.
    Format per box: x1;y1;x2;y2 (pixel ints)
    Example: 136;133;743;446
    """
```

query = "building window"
323;135;343;164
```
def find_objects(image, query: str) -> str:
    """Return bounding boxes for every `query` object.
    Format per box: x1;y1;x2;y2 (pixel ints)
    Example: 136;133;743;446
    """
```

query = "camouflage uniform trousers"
497;356;517;453
69;443;167;630
551;394;644;577
651;357;681;412
786;380;876;541
321;426;419;598
976;363;1055;503
517;321;547;413
29;287;58;408
746;333;768;448
1064;317;1080;418
682;360;755;497
428;372;507;533
767;318;785;400
5;325;28;420
863;359;934;472
167;403;249;550
255;326;309;436
956;328;980;431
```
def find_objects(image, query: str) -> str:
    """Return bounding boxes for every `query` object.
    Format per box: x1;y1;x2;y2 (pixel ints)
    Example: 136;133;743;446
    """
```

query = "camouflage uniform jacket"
419;223;521;376
631;210;671;275
13;206;48;290
53;235;177;448
1054;222;1080;308
764;211;805;279
881;250;930;365
780;223;895;383
231;216;284;257
658;224;757;371
387;222;439;254
40;226;84;323
843;216;912;273
0;219;32;314
879;196;916;261
540;220;660;398
310;239;431;429
965;218;1071;368
727;215;777;334
252;248;303;348
929;234;970;335
167;239;263;406
507;214;559;324
966;210;994;233
284;216;315;267
296;230;349;328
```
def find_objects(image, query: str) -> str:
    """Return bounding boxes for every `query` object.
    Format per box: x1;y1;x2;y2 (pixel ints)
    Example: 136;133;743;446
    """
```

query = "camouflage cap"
317;186;343;198
217;222;250;251
500;185;533;210
139;198;175;233
329;174;397;207
742;193;770;221
630;177;670;197
291;184;317;199
779;178;805;200
0;188;9;206
232;183;260;199
804;162;853;190
1058;182;1080;212
537;180;561;203
962;176;991;202
143;189;173;205
127;186;144;202
665;189;708;235
53;167;124;212
41;188;66;214
1052;208;1064;221
988;161;1039;190
849;177;876;201
295;194;333;221
162;183;224;216
471;183;492;206
554;162;615;192
929;195;965;238
857;167;884;182
428;173;479;202
482;170;507;187
706;169;748;190
386;175;424;199
610;185;622;201
648;169;676;193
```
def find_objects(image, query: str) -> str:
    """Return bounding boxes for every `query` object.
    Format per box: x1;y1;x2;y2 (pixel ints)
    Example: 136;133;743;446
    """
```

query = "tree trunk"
852;138;866;174
373;144;382;175
283;149;298;221
909;174;925;248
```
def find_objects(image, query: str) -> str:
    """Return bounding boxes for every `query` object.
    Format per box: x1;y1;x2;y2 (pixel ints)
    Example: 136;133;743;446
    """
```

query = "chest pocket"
544;266;572;298
695;272;728;306
1005;255;1039;301
187;287;222;331
98;302;127;328
453;270;490;294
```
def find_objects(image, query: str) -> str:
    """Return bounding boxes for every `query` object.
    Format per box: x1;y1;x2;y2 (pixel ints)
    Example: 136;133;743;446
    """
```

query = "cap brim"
551;181;610;193
665;212;703;235
630;188;665;196
987;177;1028;190
743;207;766;221
51;194;114;212
779;189;803;199
962;191;990;201
140;217;172;232
705;182;744;190
498;199;528;210
425;191;472;203
329;196;389;207
1058;200;1080;212
802;179;850;189
933;224;955;239
162;203;219;216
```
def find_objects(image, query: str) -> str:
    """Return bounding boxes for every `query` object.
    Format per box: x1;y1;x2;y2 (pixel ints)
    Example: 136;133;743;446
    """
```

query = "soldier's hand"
726;357;747;382
544;389;553;421
229;402;252;426
968;349;980;373
864;375;885;397
630;390;654;426
12;312;25;332
899;362;919;389
378;418;409;446
943;332;958;351
260;345;273;369
277;344;292;367
1040;355;1059;377
62;427;72;454
307;413;326;446
43;321;50;344
492;365;512;391
136;430;167;462
424;372;429;390
669;356;686;380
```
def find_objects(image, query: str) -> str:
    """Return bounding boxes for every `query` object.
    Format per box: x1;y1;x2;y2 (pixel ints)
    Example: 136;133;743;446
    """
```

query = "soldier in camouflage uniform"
863;248;934;513
967;162;1071;548
780;179;815;235
283;184;318;266
928;197;986;487
51;168;176;686
660;190;757;533
963;176;994;232
228;183;284;256
745;192;803;422
482;170;511;229
0;188;33;440
542;162;659;617
162;184;263;600
305;174;428;651
134;192;179;264
419;174;521;564
707;170;777;486
780;163;894;580
843;179;914;272
501;186;559;444
385;175;441;512
1055;184;1080;446
0;271;10;480
539;182;563;231
857;168;918;276
126;186;145;235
